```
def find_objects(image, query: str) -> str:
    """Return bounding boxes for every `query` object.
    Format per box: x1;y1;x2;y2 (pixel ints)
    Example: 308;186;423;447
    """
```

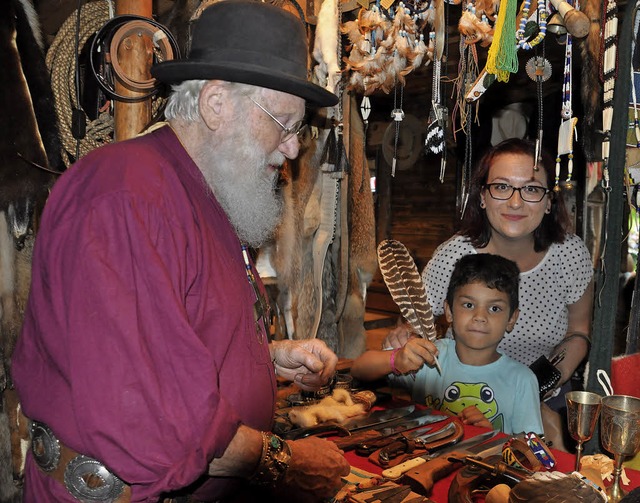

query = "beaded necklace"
241;245;271;343
555;29;578;191
515;0;548;50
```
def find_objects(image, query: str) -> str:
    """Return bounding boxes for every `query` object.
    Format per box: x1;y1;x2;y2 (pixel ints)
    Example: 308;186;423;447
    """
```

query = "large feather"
377;239;441;373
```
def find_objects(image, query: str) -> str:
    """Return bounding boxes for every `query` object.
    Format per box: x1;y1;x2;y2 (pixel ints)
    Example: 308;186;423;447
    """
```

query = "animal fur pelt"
0;0;63;499
288;388;367;427
261;98;376;358
577;0;604;161
313;0;342;94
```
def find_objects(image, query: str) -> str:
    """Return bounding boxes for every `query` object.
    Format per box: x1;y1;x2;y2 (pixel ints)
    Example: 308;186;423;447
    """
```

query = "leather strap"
32;426;132;502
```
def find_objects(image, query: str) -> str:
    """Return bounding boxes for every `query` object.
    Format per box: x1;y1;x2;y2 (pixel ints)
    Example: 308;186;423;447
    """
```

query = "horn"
548;0;591;38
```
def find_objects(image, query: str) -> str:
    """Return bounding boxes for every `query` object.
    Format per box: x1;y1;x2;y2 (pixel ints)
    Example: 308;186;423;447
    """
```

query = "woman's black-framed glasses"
484;183;550;203
251;98;306;143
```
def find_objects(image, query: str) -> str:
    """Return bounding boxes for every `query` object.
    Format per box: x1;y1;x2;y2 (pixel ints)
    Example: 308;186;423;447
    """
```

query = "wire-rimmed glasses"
251;98;306;143
484;183;551;202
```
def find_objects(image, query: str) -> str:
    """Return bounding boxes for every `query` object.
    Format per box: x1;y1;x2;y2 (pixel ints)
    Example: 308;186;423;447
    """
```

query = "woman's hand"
458;405;492;429
276;436;351;502
270;339;338;391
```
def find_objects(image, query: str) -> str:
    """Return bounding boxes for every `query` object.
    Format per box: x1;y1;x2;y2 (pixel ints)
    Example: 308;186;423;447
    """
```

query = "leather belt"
31;421;131;502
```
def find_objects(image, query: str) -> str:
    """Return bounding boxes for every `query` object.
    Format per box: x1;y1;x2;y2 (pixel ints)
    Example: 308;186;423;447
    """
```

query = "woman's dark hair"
446;254;520;315
458;138;571;252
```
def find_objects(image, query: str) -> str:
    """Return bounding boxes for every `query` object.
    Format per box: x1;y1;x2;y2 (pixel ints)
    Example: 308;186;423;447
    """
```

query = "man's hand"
271;339;338;391
393;337;439;374
275;436;351;502
458;405;492;429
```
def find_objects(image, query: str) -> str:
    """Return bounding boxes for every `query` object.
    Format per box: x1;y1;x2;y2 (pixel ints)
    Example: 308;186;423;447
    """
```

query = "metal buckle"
31;421;61;472
64;455;124;502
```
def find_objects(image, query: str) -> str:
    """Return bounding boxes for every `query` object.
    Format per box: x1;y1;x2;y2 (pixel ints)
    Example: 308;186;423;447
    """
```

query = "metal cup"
600;394;640;502
565;390;602;471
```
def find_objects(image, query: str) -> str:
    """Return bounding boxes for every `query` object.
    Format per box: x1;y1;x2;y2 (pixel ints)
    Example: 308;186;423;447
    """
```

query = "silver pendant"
525;57;552;82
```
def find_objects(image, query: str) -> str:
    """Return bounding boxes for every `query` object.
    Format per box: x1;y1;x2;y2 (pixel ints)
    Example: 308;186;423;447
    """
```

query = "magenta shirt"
12;126;276;502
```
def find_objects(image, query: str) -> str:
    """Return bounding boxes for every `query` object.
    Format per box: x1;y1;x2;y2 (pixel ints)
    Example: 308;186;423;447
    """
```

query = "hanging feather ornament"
377;239;442;374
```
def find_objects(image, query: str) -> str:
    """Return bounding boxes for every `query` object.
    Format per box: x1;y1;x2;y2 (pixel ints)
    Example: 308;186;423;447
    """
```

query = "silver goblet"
566;390;602;471
600;394;640;502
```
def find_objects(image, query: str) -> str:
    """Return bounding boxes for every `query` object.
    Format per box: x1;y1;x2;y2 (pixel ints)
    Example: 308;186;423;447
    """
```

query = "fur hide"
578;0;604;161
0;0;62;499
264;96;377;358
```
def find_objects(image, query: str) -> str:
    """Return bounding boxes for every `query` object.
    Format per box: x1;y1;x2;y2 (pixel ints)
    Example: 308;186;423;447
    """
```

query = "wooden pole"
114;0;153;141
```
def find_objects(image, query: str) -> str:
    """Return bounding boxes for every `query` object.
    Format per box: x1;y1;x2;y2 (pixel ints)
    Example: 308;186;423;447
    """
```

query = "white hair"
164;80;263;122
163;80;207;121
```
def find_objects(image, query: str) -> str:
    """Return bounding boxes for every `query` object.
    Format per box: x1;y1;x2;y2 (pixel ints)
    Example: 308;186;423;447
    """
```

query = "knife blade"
379;422;458;464
382;429;499;479
345;405;416;432
344;411;448;453
283;404;416;440
362;484;413;503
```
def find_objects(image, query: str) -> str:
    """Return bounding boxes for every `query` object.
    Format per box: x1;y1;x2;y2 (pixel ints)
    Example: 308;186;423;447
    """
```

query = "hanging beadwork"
555;29;578;191
515;0;548;50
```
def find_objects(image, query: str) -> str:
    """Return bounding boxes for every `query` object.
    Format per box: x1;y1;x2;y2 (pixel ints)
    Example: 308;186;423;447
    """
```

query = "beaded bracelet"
390;348;402;375
525;432;557;469
250;432;291;487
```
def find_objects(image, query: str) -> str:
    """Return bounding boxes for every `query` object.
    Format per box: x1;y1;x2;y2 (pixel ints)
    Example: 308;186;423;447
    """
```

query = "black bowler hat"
151;0;338;107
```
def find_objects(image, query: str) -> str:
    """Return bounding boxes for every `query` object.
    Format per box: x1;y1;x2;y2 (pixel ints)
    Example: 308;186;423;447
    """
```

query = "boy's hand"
395;338;439;373
382;320;416;349
458;405;492;429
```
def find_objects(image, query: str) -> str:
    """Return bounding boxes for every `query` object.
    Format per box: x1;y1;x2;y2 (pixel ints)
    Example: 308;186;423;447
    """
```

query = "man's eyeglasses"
251;98;306;143
484;183;550;203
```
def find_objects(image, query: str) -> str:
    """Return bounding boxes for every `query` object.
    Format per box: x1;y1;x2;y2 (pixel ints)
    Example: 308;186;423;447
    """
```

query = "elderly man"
12;1;350;501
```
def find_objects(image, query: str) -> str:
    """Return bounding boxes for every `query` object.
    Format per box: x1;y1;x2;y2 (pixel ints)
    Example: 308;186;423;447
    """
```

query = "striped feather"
377;239;437;341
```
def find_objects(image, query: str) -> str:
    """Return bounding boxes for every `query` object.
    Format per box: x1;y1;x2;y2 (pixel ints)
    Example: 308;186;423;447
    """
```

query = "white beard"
200;127;285;248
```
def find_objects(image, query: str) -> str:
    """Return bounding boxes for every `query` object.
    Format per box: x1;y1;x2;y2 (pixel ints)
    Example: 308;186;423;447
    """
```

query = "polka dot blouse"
421;234;593;366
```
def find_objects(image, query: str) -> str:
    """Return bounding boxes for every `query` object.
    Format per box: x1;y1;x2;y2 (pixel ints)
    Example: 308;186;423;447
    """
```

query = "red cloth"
611;353;640;398
346;423;640;502
12;126;276;502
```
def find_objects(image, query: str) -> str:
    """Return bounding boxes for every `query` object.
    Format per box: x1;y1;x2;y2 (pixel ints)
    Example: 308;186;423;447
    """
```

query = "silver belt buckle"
64;455;125;503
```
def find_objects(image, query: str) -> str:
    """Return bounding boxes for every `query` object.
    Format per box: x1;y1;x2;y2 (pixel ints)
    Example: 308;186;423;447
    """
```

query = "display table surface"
341;408;640;502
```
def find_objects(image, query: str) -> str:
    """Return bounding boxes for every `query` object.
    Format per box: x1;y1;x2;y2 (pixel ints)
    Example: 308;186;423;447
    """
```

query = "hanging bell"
547;12;567;36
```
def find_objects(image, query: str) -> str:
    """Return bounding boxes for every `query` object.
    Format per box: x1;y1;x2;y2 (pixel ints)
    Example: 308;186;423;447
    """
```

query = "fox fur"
0;0;62;499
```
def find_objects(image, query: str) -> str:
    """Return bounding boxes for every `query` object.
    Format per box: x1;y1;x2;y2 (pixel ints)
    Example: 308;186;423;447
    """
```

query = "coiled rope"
47;1;114;165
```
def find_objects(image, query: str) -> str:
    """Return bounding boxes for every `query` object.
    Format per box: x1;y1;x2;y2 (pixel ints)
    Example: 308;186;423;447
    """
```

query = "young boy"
352;253;543;435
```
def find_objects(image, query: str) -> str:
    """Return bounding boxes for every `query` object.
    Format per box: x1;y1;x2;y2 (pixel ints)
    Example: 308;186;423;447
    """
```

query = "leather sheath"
368;419;464;467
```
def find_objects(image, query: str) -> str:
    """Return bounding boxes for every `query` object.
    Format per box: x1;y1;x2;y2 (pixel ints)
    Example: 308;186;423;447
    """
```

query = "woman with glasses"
386;138;593;417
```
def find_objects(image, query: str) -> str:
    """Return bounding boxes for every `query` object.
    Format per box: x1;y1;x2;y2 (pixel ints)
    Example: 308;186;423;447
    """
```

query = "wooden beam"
114;0;153;142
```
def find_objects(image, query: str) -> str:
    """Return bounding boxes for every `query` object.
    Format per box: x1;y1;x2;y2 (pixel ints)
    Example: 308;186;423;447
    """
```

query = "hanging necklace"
516;0;548;50
555;29;578;191
241;245;271;343
391;83;405;177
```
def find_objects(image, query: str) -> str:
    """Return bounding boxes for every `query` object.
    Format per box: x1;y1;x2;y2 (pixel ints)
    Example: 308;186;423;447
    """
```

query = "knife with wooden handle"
401;439;509;495
381;430;500;479
402;452;469;495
